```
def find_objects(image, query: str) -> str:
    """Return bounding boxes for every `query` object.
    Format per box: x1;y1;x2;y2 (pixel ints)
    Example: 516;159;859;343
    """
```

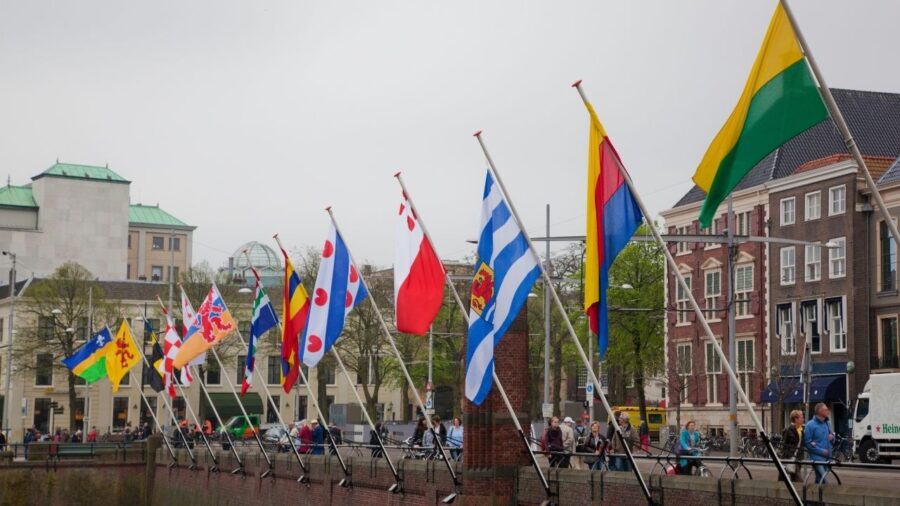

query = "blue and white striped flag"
465;170;541;405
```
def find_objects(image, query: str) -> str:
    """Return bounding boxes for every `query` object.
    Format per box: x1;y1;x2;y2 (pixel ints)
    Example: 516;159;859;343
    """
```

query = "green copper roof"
0;185;37;208
34;162;129;183
129;204;191;228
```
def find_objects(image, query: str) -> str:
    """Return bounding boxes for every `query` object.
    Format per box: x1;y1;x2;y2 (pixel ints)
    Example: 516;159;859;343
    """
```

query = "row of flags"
61;3;834;411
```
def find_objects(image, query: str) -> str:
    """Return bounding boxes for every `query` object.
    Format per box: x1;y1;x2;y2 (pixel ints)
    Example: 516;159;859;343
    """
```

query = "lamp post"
2;250;16;440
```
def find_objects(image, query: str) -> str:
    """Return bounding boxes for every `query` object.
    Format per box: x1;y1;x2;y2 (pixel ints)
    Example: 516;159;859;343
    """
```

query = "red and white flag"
180;287;205;371
156;298;190;397
394;193;445;335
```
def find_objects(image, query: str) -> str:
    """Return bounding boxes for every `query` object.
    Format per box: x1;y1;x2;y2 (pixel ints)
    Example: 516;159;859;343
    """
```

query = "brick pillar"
462;305;530;505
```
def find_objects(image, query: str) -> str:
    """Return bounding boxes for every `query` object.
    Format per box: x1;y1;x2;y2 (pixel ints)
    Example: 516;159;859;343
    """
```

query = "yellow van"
611;406;667;438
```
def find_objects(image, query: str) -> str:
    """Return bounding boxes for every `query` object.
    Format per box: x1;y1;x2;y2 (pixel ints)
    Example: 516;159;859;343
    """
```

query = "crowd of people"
539;403;840;483
404;414;464;461
541;411;650;471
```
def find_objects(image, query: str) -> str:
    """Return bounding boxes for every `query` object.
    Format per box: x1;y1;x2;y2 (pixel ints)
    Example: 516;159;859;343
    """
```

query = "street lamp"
238;287;252;294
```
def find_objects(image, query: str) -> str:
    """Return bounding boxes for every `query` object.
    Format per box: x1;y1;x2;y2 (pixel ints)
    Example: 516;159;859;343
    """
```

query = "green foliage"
603;224;665;419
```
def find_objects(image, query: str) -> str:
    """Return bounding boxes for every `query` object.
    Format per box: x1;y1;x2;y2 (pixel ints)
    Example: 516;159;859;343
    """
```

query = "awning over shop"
200;393;263;423
760;375;845;404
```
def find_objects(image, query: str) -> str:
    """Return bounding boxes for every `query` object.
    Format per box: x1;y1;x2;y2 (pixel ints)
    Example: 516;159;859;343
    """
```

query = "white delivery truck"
852;372;900;463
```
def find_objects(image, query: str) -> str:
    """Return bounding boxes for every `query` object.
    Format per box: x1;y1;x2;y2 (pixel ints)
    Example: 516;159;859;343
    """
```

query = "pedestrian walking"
370;422;387;458
804;403;833;484
639;419;650;453
447;417;464;462
542;416;567;468
584;421;608;471
298;420;313;454
311;420;325;455
610;413;636;472
780;409;804;482
561;416;579;469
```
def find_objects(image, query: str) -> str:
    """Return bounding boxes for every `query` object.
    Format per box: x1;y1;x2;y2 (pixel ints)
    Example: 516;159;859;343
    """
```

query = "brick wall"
462;305;531;504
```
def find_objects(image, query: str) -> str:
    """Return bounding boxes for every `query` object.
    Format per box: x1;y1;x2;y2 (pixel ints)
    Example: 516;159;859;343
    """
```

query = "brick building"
663;88;900;434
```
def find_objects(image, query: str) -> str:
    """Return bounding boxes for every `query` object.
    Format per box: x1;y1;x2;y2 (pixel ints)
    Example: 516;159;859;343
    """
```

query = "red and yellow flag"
279;247;310;393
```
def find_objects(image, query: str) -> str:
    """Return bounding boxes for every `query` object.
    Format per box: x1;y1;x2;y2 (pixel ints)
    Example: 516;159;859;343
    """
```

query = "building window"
880;317;898;369
140;397;157;429
126;264;131;279
801;301;820;353
805;245;821;282
38;316;55;340
205;360;221;385
704;270;721;320
267;356;280;386
734;264;753;317
128;234;132;249
880;221;897;292
239;320;251;337
829;237;846;278
780;197;795;226
112;397;129;430
151;266;163;282
35;353;53;386
735;211;751;236
296;395;308;422
325;366;337;385
0;317;4;342
777;303;796;355
33;398;50;433
152;236;165;250
237;355;247;384
736;339;754;396
780;247;795;285
676;275;692;325
829;185;846;216
73;397;86;431
805;191;821;221
172;397;186;420
676;225;691;254
705;341;722;405
825;297;846;352
703;219;719;249
267;395;280;424
676;343;692;404
169;237;181;251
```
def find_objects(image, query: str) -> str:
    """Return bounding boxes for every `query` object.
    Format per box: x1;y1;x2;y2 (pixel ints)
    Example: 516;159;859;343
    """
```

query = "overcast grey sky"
2;1;898;272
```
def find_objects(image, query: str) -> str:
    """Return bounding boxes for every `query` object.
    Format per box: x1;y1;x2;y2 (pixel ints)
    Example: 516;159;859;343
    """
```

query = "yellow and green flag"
693;3;827;227
107;319;141;392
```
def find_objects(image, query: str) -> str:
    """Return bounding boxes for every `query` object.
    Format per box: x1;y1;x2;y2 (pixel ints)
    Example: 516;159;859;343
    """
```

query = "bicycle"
832;434;853;462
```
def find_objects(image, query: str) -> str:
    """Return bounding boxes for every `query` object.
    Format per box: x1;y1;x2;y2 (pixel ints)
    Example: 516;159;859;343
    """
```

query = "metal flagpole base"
231;465;245;476
387;482;402;494
208;464;220;473
260;468;274;479
297;474;310;485
167;460;178;469
189;463;199;471
441;491;459;504
337;477;352;488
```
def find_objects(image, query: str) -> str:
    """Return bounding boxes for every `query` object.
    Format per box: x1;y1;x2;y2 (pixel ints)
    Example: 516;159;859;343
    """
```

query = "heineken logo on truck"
877;423;900;434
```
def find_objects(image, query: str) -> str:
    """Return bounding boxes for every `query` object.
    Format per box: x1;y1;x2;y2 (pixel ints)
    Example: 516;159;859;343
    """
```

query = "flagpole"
122;320;197;470
326;207;461;501
206;339;276;477
235;251;314;482
138;304;221;472
297;364;352;487
570;83;801;506
473;131;654;506
173;289;247;474
330;347;402;492
127;369;180;466
780;0;900;251
394;172;553;500
268;238;348;486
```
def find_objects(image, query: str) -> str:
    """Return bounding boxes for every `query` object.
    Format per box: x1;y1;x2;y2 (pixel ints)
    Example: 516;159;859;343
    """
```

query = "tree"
12;262;107;431
604;224;665;425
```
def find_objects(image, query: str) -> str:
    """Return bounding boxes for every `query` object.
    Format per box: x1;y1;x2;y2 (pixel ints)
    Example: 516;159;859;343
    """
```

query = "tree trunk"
634;336;647;425
401;385;411;421
316;365;328;421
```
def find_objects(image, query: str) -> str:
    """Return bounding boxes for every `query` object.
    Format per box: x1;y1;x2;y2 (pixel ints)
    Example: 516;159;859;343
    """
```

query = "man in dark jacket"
311;420;325;455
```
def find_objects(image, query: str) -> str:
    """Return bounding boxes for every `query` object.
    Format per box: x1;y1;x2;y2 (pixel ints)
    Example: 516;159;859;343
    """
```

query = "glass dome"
232;241;282;271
